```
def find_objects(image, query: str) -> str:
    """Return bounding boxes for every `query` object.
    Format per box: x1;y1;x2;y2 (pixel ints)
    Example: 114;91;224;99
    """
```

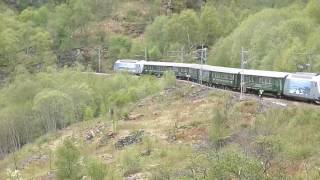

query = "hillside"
1;80;319;179
1;0;320;80
1;0;320;179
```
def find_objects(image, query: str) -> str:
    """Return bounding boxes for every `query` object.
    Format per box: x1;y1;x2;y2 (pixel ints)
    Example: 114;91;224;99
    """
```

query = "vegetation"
1;0;320;78
1;0;320;179
0;81;319;179
55;139;82;179
0;66;174;158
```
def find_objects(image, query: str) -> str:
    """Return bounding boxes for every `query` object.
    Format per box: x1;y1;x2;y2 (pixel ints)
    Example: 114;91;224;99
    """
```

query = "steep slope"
1;81;319;179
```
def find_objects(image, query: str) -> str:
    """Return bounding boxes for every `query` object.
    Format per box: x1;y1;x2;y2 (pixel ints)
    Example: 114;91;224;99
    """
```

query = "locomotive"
114;59;320;104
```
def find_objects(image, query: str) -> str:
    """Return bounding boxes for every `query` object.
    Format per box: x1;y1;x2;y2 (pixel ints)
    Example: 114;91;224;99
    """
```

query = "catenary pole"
240;47;248;100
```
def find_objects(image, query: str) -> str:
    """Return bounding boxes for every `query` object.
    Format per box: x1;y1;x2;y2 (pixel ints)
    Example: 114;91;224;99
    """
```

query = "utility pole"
97;47;101;73
167;0;172;16
167;47;184;62
200;46;203;85
199;45;207;85
295;52;313;72
181;47;184;63
145;47;148;61
240;47;248;100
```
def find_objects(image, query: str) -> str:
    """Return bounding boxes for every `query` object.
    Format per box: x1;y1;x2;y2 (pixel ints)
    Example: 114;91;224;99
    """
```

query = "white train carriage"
113;59;143;74
283;73;320;103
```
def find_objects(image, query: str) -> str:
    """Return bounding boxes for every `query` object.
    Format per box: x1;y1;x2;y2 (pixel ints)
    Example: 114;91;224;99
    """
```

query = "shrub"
55;139;82;180
208;150;265;180
86;159;108;180
119;148;141;176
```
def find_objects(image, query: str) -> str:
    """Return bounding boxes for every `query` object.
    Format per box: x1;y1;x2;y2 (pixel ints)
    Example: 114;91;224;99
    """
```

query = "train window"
249;76;253;82
261;77;268;84
244;76;249;82
182;68;188;72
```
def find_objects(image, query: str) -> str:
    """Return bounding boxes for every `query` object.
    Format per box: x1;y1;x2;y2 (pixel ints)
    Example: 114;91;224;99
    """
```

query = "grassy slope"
0;81;319;179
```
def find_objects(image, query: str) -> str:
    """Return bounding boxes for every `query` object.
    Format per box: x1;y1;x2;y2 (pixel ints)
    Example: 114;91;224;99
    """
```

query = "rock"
126;173;146;180
85;130;95;141
115;130;144;149
107;131;115;138
141;149;151;156
125;114;144;121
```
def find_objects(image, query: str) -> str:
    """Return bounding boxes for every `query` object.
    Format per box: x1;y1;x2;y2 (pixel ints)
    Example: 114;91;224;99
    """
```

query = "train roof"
140;60;194;68
287;73;320;81
242;69;290;78
140;61;240;73
140;61;206;70
140;60;291;77
116;59;139;63
202;65;241;74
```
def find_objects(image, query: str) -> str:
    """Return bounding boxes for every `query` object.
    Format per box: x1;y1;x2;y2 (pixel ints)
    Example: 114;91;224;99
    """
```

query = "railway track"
88;72;319;107
175;79;320;108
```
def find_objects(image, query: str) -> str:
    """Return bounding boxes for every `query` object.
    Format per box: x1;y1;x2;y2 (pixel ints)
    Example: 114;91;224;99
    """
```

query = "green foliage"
254;106;320;161
0;68;170;157
254;135;282;173
167;10;200;49
199;4;221;45
119;148;141;176
210;3;320;72
161;71;176;87
84;106;94;121
107;35;132;66
146;16;169;49
144;4;237;61
86;159;108;180
55;139;82;180
208;150;265;179
33;89;74;132
306;0;320;24
0;0;316;75
209;105;230;149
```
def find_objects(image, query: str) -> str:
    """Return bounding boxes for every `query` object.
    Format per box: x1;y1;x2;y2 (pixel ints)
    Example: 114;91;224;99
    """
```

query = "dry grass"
1;81;311;179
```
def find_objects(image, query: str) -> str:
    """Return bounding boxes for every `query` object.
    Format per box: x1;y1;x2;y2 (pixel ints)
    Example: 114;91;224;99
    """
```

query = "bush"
208;150;265;180
0;68;170;157
55;139;82;180
119;148;141;176
86;159;108;180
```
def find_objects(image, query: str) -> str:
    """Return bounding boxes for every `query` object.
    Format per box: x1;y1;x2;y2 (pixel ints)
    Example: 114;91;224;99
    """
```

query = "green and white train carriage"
114;59;320;103
241;70;289;96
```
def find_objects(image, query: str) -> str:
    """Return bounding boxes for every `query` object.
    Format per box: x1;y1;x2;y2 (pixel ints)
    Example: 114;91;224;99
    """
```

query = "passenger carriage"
241;70;289;96
202;65;240;89
114;59;320;104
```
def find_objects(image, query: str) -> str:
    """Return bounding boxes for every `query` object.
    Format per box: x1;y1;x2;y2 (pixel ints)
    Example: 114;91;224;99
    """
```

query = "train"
114;59;320;104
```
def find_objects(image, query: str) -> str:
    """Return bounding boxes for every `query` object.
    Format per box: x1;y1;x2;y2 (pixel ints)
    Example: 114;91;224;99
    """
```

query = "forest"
1;0;320;179
1;0;320;79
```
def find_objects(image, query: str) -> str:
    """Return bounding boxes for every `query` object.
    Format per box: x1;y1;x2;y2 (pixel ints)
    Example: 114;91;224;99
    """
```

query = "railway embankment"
1;80;319;179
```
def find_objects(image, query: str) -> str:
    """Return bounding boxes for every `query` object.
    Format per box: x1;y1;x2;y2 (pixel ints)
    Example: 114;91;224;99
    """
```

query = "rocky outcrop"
115;130;144;149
